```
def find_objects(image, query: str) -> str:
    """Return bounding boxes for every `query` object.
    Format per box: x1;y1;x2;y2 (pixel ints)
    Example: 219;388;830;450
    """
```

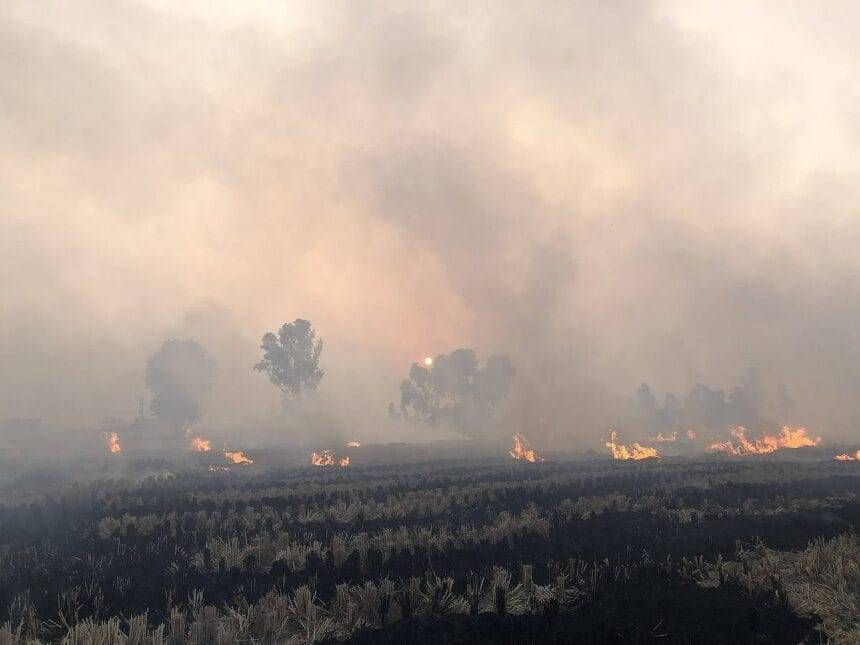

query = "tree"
398;348;515;437
145;339;216;433
634;383;660;433
254;319;324;401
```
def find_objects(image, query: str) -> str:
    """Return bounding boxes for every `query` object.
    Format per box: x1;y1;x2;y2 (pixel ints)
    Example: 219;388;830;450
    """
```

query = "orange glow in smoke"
834;450;860;461
224;450;253;465
190;436;211;452
105;432;122;454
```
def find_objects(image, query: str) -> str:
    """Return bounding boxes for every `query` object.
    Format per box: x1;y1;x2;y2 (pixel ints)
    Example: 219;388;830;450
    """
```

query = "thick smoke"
626;369;795;439
145;339;216;434
2;2;860;448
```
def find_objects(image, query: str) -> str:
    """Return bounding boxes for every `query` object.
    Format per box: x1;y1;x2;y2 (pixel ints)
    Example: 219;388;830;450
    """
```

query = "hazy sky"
2;1;860;443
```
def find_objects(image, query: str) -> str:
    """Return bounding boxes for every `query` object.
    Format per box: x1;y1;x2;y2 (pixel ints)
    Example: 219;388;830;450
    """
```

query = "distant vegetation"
397;349;516;438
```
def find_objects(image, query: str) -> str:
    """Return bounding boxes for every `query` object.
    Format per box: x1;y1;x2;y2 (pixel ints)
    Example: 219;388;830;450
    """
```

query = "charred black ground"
0;452;857;643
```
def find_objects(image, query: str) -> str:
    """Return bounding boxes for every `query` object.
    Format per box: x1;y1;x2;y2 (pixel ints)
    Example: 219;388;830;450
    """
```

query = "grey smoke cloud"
145;339;216;432
628;369;795;439
2;1;860;446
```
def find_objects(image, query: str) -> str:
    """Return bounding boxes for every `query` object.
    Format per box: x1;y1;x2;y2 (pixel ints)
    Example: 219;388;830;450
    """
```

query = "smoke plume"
2;2;860;448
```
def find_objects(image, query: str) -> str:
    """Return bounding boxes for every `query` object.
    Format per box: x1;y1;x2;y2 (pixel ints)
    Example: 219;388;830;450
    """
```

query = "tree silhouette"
145;339;216;433
398;348;515;437
254;319;324;401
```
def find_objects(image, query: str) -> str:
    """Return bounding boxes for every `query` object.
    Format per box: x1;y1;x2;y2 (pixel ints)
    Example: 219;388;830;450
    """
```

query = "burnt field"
0;453;858;644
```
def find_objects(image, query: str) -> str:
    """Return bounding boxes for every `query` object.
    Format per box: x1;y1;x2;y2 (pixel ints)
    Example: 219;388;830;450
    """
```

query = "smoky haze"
2;1;860;448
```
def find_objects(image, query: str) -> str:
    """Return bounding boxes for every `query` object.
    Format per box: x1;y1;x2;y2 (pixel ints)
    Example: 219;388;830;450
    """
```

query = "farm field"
1;451;858;644
8;1;860;643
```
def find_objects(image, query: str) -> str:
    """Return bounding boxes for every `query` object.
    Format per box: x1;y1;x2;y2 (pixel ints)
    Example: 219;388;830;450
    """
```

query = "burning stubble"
189;436;211;452
510;433;541;462
606;430;660;461
311;450;351;467
834;450;860;461
104;432;122;455
706;426;821;456
224;450;253;465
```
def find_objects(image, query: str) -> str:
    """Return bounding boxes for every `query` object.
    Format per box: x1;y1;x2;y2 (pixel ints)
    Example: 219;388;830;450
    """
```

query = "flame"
510;433;541;462
424;356;434;367
208;465;230;472
224;450;253;465
649;430;696;442
105;432;122;454
312;450;335;466
606;430;659;460
834;450;860;461
345;440;361;448
707;425;821;456
184;428;211;452
190;436;211;452
311;450;350;467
